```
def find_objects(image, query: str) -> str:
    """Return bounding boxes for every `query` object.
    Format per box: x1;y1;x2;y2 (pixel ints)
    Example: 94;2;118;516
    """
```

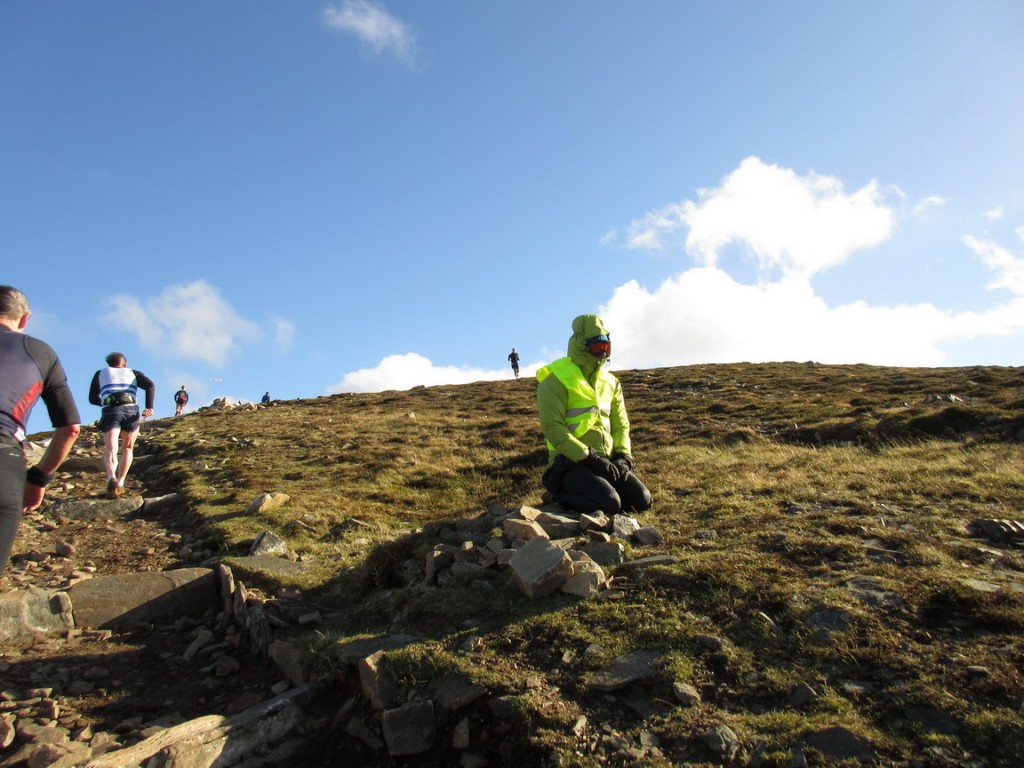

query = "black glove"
611;452;634;475
583;450;621;483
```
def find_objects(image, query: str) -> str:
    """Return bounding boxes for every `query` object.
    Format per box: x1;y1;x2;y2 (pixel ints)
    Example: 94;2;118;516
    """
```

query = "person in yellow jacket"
536;314;652;516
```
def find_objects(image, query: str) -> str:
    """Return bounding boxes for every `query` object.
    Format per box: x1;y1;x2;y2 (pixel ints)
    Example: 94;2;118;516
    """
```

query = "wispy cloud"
272;317;296;353
964;235;1024;296
104;280;259;367
323;0;418;65
984;206;1005;221
912;195;947;218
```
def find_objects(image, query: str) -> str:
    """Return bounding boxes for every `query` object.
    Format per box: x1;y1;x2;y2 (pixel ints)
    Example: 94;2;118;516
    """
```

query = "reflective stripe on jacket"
537;356;625;464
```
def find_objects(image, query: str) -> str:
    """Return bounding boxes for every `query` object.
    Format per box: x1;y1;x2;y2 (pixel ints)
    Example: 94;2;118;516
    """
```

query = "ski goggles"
585;334;611;357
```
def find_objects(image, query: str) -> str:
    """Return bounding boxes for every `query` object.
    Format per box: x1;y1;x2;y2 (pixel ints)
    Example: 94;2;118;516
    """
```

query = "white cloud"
323;0;417;64
598;268;1024;369
912;195;947;217
624;157;895;278
104;280;259;367
595;159;1024;368
964;235;1024;296
984;206;1005;220
323;159;1024;392
326;352;510;393
623;204;687;252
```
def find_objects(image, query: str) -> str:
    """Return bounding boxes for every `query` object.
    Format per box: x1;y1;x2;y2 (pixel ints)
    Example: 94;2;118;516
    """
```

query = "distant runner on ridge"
508;347;520;378
174;385;189;417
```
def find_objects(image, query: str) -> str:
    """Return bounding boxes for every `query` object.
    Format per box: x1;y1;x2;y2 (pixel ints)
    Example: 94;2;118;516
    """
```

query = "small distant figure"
173;385;189;416
507;347;520;378
88;352;155;499
261;392;270;404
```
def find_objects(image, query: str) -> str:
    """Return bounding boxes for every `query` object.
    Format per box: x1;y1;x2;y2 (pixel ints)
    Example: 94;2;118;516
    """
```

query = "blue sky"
4;1;1024;431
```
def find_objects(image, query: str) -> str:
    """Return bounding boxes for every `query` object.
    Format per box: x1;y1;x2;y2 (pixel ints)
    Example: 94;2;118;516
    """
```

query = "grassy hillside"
147;363;1024;766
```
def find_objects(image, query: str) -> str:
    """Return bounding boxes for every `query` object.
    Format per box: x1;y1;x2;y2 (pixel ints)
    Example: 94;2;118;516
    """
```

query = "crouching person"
536;314;652;517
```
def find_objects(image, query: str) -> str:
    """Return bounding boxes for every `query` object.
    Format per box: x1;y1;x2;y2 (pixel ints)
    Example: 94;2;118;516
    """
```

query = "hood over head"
568;314;610;374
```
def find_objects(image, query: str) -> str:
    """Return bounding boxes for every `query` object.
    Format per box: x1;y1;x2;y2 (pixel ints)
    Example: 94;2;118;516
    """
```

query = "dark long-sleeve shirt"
0;328;80;442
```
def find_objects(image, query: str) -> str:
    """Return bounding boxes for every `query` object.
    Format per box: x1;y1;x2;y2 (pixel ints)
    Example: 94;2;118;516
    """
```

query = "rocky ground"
5;369;1024;767
2;420;666;768
0;421;325;767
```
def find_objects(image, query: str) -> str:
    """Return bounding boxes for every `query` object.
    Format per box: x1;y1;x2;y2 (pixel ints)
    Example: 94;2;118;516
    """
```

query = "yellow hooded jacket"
536;314;632;466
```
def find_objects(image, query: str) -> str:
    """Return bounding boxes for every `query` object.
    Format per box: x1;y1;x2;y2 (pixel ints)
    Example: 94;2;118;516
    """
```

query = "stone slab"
0;587;73;646
223;555;308;577
382;700;436;756
336;633;421;665
508;536;573;599
589;650;664;692
614;554;677;571
579;541;624;566
46;496;145;520
429;674;487;711
67;567;217;629
502;518;548;541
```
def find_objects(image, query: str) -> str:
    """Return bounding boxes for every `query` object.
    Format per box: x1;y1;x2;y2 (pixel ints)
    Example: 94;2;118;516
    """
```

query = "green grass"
144;363;1024;765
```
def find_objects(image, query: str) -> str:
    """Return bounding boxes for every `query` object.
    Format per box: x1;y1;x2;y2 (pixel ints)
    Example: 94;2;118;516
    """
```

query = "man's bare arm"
23;423;81;512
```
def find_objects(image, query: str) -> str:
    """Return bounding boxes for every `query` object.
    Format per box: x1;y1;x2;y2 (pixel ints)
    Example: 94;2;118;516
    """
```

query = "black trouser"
0;436;25;577
542;454;653;516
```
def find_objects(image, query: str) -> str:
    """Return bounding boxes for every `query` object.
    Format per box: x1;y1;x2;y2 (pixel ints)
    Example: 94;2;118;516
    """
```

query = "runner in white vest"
88;352;155;498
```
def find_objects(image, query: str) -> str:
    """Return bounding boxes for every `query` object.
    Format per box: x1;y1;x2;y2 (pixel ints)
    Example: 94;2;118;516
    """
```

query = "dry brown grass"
146;363;1024;765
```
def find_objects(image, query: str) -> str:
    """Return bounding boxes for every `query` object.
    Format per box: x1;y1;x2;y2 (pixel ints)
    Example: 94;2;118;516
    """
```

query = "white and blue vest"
98;367;138;405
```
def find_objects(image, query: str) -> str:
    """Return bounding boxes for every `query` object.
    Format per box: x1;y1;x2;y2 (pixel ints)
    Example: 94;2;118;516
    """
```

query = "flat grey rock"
805;726;875;760
224;554;308;576
68;567;217;629
0;587;73;645
589;650;663;692
905;707;961;735
337;634;421;664
845;577;903;607
47;496;145;520
615;554;676;571
382;700;436;756
429;674;487;711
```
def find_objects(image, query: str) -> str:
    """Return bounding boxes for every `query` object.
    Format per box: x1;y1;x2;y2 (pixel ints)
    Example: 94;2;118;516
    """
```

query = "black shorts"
99;405;140;433
1;437;26;576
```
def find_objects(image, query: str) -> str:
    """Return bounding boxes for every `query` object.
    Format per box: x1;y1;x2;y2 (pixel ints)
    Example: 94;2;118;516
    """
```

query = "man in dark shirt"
88;353;155;498
0;286;81;578
508;348;520;378
174;385;189;417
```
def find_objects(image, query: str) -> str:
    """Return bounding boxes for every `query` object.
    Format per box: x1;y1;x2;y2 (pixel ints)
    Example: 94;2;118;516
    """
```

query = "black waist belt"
103;393;137;406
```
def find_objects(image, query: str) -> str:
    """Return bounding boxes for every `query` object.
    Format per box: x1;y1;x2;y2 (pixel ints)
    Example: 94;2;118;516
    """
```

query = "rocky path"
0;424;312;767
